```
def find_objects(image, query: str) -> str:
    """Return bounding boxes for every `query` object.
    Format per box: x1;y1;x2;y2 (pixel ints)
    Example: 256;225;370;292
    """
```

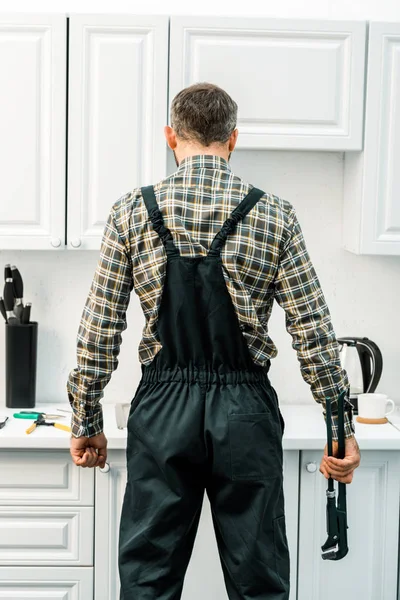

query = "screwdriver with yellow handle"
26;415;71;435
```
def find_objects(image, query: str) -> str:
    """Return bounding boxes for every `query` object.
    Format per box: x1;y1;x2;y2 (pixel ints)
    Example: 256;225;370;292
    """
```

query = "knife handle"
54;423;71;433
0;298;7;323
21;303;31;324
25;422;37;434
11;266;23;301
3;279;15;312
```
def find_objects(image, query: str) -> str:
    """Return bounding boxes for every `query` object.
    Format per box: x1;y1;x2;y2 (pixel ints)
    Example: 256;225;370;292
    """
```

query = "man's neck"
175;146;230;165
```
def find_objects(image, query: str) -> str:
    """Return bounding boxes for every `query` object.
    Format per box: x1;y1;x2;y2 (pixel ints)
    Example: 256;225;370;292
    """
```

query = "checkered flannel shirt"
67;154;355;440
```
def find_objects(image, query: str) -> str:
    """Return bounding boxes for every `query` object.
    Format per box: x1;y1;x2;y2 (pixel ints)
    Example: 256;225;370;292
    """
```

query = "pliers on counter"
25;414;71;435
321;389;349;561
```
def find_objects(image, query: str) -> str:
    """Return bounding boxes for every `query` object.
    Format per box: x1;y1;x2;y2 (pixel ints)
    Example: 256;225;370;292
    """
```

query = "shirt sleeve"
66;206;133;438
273;207;355;441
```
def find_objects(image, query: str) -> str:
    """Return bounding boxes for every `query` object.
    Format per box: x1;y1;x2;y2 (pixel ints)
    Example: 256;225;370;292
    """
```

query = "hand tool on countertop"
0;416;9;430
25;415;71;434
0;297;7;323
321;389;349;561
11;265;24;321
3;278;18;324
14;411;65;420
57;408;73;414
21;302;31;324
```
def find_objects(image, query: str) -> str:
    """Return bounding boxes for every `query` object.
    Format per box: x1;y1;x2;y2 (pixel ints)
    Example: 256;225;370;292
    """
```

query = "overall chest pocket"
228;412;282;481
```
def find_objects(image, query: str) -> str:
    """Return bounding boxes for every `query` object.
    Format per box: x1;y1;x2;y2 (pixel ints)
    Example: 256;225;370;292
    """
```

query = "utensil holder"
5;322;38;409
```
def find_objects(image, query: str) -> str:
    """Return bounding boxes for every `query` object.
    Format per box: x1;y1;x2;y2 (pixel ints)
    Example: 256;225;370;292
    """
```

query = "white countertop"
1;402;400;450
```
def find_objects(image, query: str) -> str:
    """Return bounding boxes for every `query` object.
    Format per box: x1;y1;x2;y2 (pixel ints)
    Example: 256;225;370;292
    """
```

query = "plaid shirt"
67;154;355;440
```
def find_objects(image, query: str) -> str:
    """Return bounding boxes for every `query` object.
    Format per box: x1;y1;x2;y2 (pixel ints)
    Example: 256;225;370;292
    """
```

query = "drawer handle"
70;238;82;248
306;462;317;473
99;462;110;473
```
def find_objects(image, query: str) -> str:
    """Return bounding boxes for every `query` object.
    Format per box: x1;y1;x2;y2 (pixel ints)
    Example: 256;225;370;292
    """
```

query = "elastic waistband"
141;362;271;385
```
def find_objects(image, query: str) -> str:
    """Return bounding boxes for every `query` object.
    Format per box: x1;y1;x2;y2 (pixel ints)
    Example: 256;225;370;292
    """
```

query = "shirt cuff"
323;409;356;441
70;405;104;438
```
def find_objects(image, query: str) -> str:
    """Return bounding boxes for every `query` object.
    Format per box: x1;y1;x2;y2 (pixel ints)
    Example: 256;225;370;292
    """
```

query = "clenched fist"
70;432;108;469
320;435;361;484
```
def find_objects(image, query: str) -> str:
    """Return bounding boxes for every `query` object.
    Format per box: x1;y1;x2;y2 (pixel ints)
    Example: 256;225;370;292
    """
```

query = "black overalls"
118;185;290;600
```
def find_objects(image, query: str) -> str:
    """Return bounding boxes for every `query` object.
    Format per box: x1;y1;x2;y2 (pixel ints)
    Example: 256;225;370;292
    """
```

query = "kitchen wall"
1;149;399;410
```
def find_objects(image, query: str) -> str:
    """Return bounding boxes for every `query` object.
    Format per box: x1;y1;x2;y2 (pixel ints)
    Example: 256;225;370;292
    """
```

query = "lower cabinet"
1;448;399;598
298;450;400;600
0;506;93;565
94;449;300;600
0;450;95;598
0;566;93;597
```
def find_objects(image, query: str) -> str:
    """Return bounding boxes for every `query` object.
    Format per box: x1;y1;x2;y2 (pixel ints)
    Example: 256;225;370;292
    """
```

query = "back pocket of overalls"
228;412;281;481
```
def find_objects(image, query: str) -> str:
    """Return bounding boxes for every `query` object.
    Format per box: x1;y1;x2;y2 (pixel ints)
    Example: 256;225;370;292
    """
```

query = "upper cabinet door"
0;14;66;250
343;22;400;255
169;16;366;150
67;14;169;250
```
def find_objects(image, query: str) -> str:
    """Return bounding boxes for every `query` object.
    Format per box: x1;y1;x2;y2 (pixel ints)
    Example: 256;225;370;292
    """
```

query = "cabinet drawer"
0;566;93;598
0;507;93;566
0;451;94;506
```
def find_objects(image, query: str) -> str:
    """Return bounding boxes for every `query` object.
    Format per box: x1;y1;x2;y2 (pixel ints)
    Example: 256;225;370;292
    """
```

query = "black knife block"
5;322;38;409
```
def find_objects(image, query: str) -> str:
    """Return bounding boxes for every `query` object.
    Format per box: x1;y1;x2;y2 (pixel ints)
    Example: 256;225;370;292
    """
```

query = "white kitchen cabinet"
298;450;400;600
0;567;93;598
169;16;366;150
0;450;94;598
0;450;94;506
0;506;93;565
343;22;400;255
94;449;299;600
0;13;67;250
67;14;169;250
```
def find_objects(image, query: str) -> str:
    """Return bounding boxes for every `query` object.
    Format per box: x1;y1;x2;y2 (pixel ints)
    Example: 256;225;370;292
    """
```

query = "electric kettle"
337;337;383;414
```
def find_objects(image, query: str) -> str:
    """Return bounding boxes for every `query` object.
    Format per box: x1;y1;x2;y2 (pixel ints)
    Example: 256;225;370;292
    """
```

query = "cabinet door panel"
344;22;400;255
0;507;93;566
0;13;66;250
298;450;400;600
67;14;169;250
94;451;127;600
0;451;94;506
0;566;93;598
170;16;366;150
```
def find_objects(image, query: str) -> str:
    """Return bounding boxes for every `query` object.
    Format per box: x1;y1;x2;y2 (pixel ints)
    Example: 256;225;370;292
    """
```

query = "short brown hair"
170;82;238;147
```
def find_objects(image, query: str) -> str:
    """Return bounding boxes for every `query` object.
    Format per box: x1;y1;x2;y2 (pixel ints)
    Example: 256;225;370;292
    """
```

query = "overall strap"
141;186;179;257
208;187;265;257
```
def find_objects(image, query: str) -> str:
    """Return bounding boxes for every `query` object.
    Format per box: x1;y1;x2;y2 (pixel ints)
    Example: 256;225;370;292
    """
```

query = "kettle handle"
354;338;383;393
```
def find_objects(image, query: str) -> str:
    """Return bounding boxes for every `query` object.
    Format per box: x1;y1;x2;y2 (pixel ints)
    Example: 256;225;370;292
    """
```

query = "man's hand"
319;436;361;483
70;432;108;468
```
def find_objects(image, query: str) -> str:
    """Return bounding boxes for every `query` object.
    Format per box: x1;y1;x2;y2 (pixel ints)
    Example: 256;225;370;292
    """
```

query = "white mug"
358;393;395;419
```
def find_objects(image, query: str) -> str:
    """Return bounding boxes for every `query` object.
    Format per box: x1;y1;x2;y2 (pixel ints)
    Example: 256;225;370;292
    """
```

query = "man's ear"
228;128;239;152
164;126;177;150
